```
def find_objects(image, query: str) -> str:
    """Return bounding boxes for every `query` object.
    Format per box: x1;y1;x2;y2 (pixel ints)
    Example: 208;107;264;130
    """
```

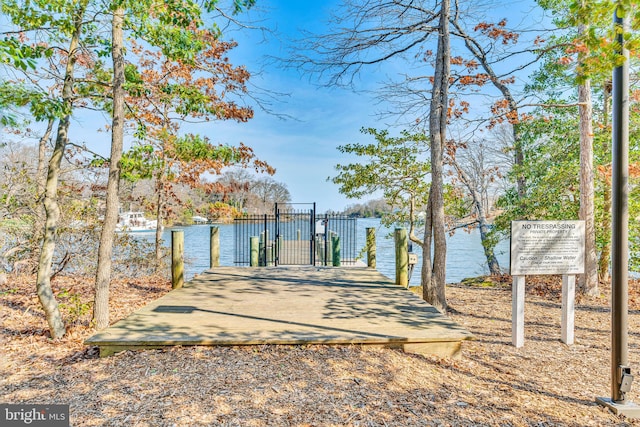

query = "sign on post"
510;220;585;347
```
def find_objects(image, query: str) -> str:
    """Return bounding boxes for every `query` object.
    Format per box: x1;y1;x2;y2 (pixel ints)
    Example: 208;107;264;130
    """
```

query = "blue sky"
207;1;388;212
203;0;546;212
2;0;545;213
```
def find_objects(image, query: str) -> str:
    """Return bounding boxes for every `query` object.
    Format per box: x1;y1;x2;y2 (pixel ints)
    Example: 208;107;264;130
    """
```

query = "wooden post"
395;228;408;287
264;229;272;265
259;232;265;266
266;242;273;266
332;235;341;267
562;274;575;345
250;236;259;267
366;227;376;268
171;230;184;289
512;275;525;347
210;226;220;268
317;236;324;264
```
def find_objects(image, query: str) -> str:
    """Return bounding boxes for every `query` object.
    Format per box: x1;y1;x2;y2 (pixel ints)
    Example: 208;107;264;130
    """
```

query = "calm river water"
152;218;510;286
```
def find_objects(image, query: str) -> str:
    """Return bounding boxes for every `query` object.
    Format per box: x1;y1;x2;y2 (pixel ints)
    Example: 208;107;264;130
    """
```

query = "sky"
199;0;546;212
206;1;390;213
1;0;545;213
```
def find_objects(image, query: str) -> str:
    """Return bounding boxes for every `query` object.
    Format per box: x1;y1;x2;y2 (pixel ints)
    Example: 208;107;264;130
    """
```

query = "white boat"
116;211;158;232
192;215;209;224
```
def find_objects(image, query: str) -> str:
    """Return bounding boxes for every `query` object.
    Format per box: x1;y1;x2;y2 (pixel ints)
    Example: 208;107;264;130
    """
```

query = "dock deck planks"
86;266;473;357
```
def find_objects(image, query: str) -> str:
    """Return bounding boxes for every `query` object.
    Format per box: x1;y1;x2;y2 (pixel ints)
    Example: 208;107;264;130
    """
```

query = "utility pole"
596;6;640;417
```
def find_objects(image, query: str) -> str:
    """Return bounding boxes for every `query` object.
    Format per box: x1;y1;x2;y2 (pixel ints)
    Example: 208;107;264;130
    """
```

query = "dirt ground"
2;273;640;426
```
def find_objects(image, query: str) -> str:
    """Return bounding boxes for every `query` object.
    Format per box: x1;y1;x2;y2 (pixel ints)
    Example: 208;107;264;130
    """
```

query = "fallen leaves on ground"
2;273;640;426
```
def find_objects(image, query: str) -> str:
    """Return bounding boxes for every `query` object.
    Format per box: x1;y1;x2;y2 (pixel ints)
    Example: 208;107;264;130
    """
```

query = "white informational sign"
510;220;585;348
510;220;585;276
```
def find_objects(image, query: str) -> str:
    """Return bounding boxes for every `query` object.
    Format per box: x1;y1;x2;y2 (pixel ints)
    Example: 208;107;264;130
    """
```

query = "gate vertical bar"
274;203;279;266
323;214;329;266
310;203;316;265
263;214;268;266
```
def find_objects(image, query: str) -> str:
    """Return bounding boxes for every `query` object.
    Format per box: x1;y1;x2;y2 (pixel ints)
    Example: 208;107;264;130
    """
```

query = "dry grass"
2;273;640;426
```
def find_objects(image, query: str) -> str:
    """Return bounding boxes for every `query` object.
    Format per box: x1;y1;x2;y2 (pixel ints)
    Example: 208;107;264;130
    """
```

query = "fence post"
250;236;259;267
210;226;220;268
366;227;376;268
172;230;184;289
332;235;341;267
395;228;408;288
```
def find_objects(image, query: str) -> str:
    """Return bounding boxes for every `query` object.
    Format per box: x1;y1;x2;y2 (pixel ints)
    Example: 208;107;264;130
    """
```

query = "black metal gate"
234;203;357;266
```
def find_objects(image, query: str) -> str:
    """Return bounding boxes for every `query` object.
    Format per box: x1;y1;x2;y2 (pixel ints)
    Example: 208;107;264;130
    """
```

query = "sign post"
510;220;585;347
561;274;575;344
512;275;525;348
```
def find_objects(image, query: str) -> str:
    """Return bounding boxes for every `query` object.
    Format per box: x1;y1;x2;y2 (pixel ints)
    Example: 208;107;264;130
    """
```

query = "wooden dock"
86;266;473;357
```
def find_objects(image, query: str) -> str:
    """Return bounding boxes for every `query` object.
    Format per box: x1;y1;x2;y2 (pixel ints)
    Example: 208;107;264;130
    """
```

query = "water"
145;218;510;285
354;218;510;285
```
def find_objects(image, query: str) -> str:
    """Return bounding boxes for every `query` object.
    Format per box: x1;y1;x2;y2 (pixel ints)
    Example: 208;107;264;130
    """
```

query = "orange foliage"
500;76;516;85
120;29;273;222
448;100;470;119
458;73;490;86
565;42;589;55
598;164;640;185
474;20;518;44
558;56;573;65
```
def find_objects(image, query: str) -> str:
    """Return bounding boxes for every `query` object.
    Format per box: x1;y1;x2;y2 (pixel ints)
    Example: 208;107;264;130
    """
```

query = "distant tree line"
121;167;291;224
0;140;289;272
341;199;392;218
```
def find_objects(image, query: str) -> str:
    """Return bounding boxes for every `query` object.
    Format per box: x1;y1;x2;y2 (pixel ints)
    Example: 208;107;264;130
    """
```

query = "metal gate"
234;203;357;266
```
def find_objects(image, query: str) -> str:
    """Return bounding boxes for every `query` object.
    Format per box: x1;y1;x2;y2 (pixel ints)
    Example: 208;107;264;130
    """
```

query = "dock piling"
250;236;259;267
172;230;184;289
210;226;220;268
332;235;341;267
395;228;408;288
366;227;376;268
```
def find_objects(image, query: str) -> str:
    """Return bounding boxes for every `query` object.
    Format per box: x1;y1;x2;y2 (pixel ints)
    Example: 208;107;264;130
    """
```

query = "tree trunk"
35;2;88;339
471;183;501;275
449;146;501;275
31;119;54;268
93;4;125;330
422;0;450;312
421;190;434;301
36;116;70;339
36;119;53;198
577;27;598;295
479;218;501;275
155;184;165;268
